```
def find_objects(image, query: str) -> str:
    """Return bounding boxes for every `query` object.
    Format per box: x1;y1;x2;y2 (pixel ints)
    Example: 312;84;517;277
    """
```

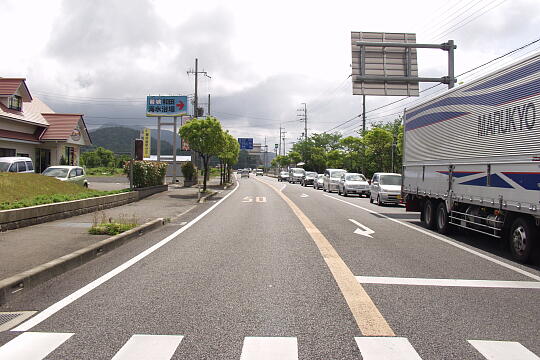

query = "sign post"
146;95;188;183
143;128;151;159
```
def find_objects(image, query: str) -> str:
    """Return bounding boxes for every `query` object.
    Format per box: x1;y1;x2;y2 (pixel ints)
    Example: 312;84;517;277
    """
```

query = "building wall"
0;118;36;134
0;139;39;161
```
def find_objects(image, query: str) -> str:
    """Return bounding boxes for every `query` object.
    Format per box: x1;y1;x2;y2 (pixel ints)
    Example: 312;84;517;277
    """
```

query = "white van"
0;157;35;173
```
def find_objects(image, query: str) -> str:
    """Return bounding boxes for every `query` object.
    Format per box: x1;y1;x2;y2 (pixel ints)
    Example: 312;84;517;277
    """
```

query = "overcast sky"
2;0;540;151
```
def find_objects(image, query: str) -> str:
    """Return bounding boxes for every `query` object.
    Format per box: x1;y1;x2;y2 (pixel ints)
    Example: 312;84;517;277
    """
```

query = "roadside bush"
181;162;196;181
124;161;167;188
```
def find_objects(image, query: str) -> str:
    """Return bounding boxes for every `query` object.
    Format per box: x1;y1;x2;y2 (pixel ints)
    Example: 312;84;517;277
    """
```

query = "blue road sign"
238;138;254;150
146;96;188;117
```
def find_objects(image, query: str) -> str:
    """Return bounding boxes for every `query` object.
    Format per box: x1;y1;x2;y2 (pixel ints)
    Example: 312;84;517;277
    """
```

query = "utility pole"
282;131;286;156
362;95;366;133
279;126;283;157
297;103;307;141
263;137;267;173
187;58;211;194
187;58;211;119
208;94;211;116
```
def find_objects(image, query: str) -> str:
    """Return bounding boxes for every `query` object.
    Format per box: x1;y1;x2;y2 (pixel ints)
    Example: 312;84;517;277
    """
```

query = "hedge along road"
1;175;392;360
259;175;540;359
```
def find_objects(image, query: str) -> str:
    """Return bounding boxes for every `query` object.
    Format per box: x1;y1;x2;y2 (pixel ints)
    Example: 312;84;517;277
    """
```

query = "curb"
198;191;219;203
0;217;165;306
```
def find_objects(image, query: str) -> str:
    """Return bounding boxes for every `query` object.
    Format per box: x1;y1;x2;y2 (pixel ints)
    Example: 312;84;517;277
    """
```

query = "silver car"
323;169;346;193
338;173;370;197
370;172;402;205
288;168;305;184
42;166;89;187
314;174;324;190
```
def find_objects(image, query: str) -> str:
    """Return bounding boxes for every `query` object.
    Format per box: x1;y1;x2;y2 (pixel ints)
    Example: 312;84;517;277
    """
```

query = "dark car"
301;172;317;187
278;171;289;182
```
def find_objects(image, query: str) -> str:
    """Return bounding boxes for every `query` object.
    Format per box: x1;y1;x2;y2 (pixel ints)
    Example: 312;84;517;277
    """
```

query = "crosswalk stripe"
468;340;540;360
111;334;184;360
0;332;73;360
240;337;298;360
355;337;422;360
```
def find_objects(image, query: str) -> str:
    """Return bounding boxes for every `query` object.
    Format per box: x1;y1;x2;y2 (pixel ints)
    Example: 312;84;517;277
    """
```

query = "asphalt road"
0;175;539;359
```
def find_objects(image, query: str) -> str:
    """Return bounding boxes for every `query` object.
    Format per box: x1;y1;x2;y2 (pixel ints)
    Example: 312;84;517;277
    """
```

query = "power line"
431;0;508;42
323;37;540;135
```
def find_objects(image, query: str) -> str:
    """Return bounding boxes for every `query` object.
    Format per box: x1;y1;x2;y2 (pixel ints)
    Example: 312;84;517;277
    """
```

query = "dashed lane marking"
356;276;540;289
256;177;395;337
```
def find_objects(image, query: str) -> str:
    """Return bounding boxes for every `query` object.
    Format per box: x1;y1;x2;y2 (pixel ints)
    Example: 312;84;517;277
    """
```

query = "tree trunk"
203;156;209;192
219;160;223;186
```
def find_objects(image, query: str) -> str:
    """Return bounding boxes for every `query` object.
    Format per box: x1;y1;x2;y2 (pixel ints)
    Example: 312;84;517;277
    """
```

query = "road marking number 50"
242;196;266;203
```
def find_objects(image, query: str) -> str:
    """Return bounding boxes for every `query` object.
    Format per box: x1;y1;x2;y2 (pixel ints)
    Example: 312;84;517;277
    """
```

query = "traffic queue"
277;167;402;206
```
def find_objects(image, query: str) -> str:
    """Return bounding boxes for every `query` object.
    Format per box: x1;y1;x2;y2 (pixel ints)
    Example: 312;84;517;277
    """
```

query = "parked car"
314;174;324;190
42;166;89;187
323;169;346;192
0;156;34;173
370;172;402;205
338;173;370;197
256;169;263;176
278;171;289;182
301;172;317;187
288;168;306;184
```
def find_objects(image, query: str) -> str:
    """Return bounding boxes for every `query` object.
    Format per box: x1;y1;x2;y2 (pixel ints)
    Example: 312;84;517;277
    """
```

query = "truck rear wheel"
509;217;537;263
436;202;450;234
423;200;436;230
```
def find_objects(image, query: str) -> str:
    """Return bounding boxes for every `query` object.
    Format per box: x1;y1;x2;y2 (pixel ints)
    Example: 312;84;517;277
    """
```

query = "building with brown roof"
0;78;91;172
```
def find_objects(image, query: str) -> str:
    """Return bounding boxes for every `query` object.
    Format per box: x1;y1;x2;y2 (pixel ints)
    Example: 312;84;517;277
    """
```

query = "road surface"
0;175;539;359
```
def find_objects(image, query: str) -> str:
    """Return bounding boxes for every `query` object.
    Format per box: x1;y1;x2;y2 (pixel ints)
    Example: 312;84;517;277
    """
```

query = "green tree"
179;116;225;191
218;132;240;184
363;127;393;173
287;151;302;166
339;136;364;173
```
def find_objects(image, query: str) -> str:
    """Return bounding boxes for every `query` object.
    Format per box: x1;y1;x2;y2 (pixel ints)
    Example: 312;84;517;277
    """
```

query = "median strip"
256;177;395;337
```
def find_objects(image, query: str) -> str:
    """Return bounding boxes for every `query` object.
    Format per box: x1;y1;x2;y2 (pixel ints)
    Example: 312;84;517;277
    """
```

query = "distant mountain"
83;126;189;155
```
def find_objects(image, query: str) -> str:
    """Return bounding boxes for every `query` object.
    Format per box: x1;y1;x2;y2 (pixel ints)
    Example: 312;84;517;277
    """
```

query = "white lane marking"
468;340;540;360
111;335;184;360
242;196;253;202
355;337;422;360
300;193;309;198
0;332;74;360
349;219;375;238
280;184;287;191
240;337;298;360
356;276;540;289
12;181;241;332
323;194;540;282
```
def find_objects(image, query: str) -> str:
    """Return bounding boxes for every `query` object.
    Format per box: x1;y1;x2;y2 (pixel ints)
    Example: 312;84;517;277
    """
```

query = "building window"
0;148;16;157
8;95;22;111
65;146;75;165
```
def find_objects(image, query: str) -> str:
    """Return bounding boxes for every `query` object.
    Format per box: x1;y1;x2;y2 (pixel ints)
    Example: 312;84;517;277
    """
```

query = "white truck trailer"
403;52;540;263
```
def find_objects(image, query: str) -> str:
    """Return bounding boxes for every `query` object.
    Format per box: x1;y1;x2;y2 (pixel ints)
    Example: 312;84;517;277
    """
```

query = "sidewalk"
0;178;223;282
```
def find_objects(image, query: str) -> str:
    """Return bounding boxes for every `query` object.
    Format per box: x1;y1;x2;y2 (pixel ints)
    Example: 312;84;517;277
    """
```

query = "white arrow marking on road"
349;219;375;238
300;193;309;198
242;196;253;202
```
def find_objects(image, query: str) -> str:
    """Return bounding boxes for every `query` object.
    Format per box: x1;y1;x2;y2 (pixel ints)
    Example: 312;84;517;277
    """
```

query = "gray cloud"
47;0;163;61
